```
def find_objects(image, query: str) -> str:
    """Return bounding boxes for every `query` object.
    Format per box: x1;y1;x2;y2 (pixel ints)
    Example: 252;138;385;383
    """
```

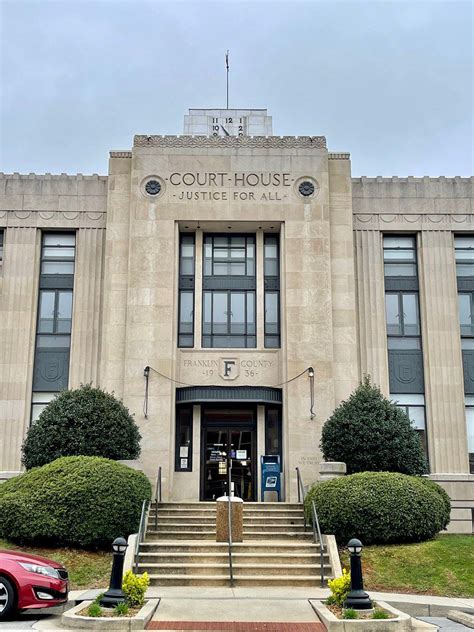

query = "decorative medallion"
145;180;161;196
299;181;315;197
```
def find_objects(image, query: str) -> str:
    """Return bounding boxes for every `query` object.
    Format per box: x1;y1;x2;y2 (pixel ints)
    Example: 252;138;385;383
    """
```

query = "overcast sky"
0;0;472;176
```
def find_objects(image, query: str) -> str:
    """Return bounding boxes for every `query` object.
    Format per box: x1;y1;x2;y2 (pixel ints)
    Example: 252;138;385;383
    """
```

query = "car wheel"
0;576;16;620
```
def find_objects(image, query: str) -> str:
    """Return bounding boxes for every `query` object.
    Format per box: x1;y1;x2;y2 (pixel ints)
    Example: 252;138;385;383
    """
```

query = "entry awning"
176;386;282;405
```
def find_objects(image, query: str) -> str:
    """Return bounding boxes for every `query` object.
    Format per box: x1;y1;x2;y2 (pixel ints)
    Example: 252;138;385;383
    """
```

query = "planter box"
62;599;160;630
309;600;412;631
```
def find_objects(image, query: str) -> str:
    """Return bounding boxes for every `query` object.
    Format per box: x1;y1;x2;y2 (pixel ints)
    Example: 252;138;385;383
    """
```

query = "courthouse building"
0;108;473;532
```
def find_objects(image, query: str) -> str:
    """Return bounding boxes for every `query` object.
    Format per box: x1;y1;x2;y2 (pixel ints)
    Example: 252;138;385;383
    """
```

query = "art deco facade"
0;109;472;532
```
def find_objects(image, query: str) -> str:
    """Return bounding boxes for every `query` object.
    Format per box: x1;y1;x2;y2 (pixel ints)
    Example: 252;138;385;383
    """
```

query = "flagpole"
226;50;229;109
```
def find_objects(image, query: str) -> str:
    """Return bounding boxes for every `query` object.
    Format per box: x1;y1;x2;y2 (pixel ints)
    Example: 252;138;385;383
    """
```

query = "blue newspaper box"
260;455;281;501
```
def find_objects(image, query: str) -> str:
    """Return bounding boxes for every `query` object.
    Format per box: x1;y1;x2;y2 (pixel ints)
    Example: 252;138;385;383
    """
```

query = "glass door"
201;407;256;501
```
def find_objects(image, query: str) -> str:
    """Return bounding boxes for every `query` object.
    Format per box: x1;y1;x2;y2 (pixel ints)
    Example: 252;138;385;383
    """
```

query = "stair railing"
295;467;307;531
295;467;326;587
226;456;234;587
154;466;162;531
134;498;150;573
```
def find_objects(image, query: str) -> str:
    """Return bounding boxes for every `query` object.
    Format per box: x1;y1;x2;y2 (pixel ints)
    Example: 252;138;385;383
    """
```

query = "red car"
0;550;68;619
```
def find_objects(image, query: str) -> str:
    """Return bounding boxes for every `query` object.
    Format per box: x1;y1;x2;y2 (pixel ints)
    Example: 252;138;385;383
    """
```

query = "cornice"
109;151;132;158
133;135;327;149
328;153;350;160
353;212;474;231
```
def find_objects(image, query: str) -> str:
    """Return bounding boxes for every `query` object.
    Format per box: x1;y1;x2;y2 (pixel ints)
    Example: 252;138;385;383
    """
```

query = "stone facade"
0;111;473;532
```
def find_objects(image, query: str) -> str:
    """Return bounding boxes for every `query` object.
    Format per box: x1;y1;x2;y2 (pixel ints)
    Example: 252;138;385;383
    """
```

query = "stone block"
216;496;243;542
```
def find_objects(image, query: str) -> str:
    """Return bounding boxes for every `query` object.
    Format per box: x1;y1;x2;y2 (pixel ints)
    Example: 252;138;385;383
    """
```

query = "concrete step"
243;524;307;533
145;574;326;587
241;531;313;540
149;523;218;532
138;552;328;565
242;516;305;525
145;530;216;540
139;541;322;553
148;516;216;525
137;562;331;577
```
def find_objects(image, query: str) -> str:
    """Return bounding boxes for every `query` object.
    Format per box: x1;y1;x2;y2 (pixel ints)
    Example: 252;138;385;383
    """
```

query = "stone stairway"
136;501;333;586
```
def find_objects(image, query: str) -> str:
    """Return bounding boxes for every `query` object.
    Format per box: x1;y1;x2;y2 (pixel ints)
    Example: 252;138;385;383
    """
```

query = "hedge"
0;456;152;549
304;471;451;545
22;385;141;470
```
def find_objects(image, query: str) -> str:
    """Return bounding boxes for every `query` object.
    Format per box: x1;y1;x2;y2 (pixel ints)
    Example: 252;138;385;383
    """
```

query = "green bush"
320;377;428;475
0;456;151;548
327;569;351;606
22;385;141;469
304;472;451;545
122;570;150;607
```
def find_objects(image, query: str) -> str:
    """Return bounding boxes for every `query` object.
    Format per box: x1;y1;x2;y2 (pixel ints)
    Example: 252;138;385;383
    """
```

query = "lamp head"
347;538;363;554
144;366;150;378
308;367;315;378
112;537;128;554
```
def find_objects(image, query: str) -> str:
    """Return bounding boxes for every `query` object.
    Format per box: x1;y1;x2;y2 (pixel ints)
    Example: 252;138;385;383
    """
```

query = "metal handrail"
295;467;307;531
296;467;326;587
311;499;325;587
134;498;149;573
154;466;162;531
227;457;234;586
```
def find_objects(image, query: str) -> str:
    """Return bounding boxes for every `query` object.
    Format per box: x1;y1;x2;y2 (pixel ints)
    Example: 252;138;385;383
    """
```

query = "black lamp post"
343;538;372;610
99;537;128;608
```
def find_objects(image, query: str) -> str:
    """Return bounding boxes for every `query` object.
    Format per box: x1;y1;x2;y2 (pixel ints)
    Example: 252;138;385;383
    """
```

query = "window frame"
0;229;4;265
178;233;195;348
385;291;421;339
383;235;417;277
40;232;76;276
203;234;256;278
202;289;256;348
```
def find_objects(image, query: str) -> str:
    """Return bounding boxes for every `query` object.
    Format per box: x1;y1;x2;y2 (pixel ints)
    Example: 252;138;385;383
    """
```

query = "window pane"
214;236;227;247
43;246;75;259
458;294;472;336
41;261;74;274
384;263;416;277
179;292;194;333
455;237;474;249
38;291;55;333
466;408;474;452
57;292;73;333
461;338;474;350
265;335;280;348
265;292;279;334
266;408;281;457
181;258;194;275
247;293;255;335
214;262;228;275
230;236;245;247
385;294;401;335
43;234;75;247
408;406;425;430
383;249;416;262
457;263;474;277
402;294;419;335
36;335;71;348
265;259;278;276
213;292;227;334
230;293;245;334
231;248;246;259
383;236;415;249
203;292;212;334
455;250;474;262
388;337;421;349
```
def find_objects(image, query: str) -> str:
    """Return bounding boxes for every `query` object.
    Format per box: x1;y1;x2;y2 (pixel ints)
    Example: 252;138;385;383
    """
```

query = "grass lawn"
339;535;474;598
0;538;111;590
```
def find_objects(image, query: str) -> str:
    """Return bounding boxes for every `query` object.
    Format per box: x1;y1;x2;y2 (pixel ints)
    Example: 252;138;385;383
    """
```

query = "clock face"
209;116;247;137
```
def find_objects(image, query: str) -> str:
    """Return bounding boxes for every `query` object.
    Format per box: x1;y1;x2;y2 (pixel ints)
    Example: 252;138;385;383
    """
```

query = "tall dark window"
202;235;256;348
265;406;282;469
175;406;193;471
31;233;76;421
455;236;474;473
264;235;280;348
178;234;195;348
384;235;427;462
0;230;4;265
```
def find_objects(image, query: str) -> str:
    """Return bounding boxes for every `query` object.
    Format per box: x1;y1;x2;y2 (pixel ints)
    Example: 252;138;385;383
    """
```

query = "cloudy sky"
0;0;472;176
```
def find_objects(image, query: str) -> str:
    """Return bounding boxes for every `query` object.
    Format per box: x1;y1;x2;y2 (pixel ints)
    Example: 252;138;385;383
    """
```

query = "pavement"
0;588;472;631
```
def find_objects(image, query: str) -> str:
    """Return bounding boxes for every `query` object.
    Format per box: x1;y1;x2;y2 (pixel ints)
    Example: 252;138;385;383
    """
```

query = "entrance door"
201;408;256;501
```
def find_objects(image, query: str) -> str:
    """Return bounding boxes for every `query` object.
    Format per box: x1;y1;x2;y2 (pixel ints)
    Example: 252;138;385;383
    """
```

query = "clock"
208;115;247;137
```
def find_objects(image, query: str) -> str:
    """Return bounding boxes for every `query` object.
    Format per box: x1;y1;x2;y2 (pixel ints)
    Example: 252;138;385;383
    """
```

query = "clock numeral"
238;125;243;131
226;117;233;123
213;125;219;131
212;132;219;137
212;117;218;123
238;132;244;137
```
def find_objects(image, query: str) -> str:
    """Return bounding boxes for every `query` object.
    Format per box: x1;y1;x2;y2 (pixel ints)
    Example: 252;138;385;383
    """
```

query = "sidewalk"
1;587;471;631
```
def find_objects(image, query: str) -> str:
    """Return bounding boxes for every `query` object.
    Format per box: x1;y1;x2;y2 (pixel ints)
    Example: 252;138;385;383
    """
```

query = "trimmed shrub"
22;384;141;469
0;456;151;548
320;377;428;475
304;471;451;545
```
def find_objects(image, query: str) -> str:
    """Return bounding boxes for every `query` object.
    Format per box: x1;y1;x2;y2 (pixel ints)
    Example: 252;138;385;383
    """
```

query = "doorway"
201;407;256;501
